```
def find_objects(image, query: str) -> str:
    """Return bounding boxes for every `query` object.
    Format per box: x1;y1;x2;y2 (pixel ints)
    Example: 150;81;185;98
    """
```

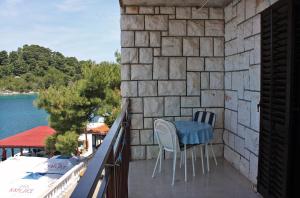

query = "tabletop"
174;121;213;145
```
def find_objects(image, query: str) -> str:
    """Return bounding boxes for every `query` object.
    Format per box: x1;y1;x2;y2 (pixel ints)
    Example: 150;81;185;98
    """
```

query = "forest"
0;44;120;92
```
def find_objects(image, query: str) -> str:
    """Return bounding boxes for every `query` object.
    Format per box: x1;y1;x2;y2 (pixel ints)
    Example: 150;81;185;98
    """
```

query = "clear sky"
0;0;120;63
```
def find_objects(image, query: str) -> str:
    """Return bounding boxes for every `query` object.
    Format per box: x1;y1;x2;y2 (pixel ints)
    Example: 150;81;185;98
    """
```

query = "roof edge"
119;0;231;8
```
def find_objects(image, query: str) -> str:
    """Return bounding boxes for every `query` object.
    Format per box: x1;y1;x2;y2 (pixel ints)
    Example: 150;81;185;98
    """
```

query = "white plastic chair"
152;119;195;185
193;111;218;173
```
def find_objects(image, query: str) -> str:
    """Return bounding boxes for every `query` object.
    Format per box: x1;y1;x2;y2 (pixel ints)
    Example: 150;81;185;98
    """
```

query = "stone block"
155;7;159;14
225;90;238;110
209;8;224;19
158;81;186;96
228;131;235;149
239;157;250;178
191;7;208;19
130;130;140;145
169;57;186;79
210;72;224;89
244;36;254;51
249;153;258;184
245;128;259;155
140;129;154;145
144;118;153;129
145;15;168;30
181;108;193;116
150;32;161;47
139;48;153;64
121;81;137;97
235;135;245;156
138;81;157;96
249;65;260;91
211;129;223;144
224;3;233;22
181;97;200;108
139;6;154;14
201;90;224;107
237;124;246;139
160;7;175;15
250;92;260;131
200;37;213;57
225;39;238;56
225;19;237;41
153;57;168;80
131;64;152;80
146;145;159;159
238;100;251;127
121;31;134;47
169;20;186;36
232;71;245;98
183;37;199;56
121;15;144;30
144;97;164;117
187;20;204;36
224;109;238;133
243;19;253;38
164;97;180;116
205;20;224;36
129;97;143;113
251;35;261;65
175;117;192;122
205;107;224;128
252;14;261;35
153;48;161;56
135;31;149;47
162;37;182;56
224;146;240;170
187;72;201;95
187;57;204;71
125;6;139;14
201;72;209;89
121;48;138;64
225;72;232;89
131;146;145;160
176;7;191;19
121;64;130;80
131;114;143;129
214;37;224;57
245;0;256;19
205;57;224;71
236;0;245;24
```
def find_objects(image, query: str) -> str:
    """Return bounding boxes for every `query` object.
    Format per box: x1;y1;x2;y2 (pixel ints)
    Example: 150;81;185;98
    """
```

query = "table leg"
185;144;187;182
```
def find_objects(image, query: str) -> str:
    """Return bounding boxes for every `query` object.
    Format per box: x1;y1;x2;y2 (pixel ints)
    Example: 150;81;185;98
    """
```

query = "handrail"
71;99;129;198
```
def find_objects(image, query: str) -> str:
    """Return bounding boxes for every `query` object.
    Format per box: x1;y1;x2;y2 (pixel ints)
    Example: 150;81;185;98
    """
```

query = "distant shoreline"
0;90;38;96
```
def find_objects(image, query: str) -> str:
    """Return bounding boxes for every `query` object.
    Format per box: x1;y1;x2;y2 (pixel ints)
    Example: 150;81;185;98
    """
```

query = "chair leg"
184;144;187;182
210;143;218;166
193;147;197;161
179;151;183;168
200;145;204;175
191;149;195;176
205;144;210;172
152;149;161;178
159;147;162;173
172;151;177;185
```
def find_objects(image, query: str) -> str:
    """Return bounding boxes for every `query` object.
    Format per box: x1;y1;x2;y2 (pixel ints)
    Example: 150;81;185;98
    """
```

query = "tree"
36;63;121;134
45;135;57;156
0;50;8;66
55;131;79;156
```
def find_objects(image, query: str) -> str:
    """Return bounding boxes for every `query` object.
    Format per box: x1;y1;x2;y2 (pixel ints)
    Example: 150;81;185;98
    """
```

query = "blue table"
174;121;214;178
174;121;213;145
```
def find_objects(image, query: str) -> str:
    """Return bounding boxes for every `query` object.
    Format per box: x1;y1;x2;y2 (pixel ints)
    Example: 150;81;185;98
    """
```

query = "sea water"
0;94;48;158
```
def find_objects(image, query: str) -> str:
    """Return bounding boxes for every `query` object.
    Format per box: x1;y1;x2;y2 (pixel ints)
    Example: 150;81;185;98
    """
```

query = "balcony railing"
71;99;130;198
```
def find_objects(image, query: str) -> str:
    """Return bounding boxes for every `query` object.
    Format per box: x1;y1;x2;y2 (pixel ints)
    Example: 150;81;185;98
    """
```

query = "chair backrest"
154;119;179;152
193;111;216;128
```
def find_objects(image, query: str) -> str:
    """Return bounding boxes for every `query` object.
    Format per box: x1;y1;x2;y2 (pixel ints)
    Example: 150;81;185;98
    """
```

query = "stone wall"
223;0;278;184
120;6;225;160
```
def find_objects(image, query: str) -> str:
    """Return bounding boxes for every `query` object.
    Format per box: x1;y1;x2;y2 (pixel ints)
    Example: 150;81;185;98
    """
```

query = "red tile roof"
0;126;56;148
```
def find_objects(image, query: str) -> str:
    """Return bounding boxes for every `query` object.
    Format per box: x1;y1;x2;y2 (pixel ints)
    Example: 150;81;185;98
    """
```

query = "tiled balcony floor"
129;158;261;198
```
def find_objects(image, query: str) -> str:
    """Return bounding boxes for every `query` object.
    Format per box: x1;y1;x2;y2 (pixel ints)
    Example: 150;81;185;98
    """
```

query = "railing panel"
71;99;130;198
